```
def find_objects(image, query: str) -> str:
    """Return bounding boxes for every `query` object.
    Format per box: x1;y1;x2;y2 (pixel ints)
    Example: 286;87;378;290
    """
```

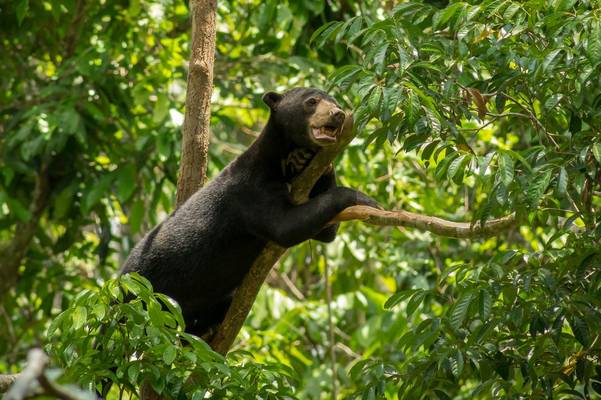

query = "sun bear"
121;88;377;336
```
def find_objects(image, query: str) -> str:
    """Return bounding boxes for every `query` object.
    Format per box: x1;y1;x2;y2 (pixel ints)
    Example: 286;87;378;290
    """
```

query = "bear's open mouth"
311;125;338;143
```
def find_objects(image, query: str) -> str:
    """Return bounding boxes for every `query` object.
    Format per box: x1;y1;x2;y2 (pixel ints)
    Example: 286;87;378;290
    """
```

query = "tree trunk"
175;0;217;208
141;1;216;399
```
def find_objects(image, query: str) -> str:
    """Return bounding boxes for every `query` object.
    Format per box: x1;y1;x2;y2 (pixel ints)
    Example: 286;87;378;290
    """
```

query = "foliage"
310;1;601;398
46;273;296;398
1;0;600;399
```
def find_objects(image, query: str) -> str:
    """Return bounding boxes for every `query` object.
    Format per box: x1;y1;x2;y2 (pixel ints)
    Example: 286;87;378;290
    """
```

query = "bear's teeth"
322;127;336;137
312;127;337;142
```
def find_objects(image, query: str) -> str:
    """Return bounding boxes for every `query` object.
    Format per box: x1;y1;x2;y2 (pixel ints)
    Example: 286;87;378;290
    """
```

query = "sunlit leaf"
592;143;601;164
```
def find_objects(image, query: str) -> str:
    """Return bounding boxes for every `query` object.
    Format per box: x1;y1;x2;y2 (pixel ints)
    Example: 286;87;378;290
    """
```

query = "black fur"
121;88;377;336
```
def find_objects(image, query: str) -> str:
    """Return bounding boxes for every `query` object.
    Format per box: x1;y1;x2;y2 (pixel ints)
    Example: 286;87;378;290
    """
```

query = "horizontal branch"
332;206;515;238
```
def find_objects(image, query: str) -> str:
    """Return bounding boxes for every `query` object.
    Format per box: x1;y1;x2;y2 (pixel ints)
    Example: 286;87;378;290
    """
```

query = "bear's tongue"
312;127;337;142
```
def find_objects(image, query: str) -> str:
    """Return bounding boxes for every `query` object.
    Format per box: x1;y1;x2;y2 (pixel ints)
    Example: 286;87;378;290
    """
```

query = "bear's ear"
262;92;282;110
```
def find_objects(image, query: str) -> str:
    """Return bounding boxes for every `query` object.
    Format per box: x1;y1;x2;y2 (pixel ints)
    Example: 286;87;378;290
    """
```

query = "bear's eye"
306;97;318;106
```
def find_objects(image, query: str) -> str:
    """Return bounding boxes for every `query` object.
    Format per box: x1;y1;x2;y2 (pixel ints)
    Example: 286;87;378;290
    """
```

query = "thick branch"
333;206;516;238
175;0;217;207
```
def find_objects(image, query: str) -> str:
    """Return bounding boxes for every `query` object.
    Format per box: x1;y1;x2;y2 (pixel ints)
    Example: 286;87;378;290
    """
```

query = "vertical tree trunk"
141;1;216;399
175;0;217;207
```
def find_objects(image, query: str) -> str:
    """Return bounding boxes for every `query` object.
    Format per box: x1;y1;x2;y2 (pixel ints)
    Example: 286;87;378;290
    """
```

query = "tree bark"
175;0;217;208
332;206;515;238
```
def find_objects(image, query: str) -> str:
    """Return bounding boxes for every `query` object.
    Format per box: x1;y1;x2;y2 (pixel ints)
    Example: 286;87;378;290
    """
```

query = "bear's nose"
330;108;345;123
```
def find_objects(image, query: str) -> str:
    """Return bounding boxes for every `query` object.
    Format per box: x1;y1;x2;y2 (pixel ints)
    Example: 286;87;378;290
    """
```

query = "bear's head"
263;88;347;149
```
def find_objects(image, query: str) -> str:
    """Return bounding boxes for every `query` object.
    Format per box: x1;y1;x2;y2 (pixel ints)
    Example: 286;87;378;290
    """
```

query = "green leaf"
129;199;145;234
421;140;440;162
544;94;563;110
406;290;426;318
128;364;140;384
345;16;365;44
592;143;601;164
503;3;520;20
310;21;342;47
367;86;382;114
384;289;420;309
330;65;363;90
568;315;590;347
148;300;164;326
163;345;177;365
556;167;568;195
53;184;75;219
60;107;82;135
432;3;464;31
116;164;137;202
6;196;32;221
479;289;491;320
404;91;420;125
153;93;169;124
496;152;514;187
592;381;601;396
436;153;458;181
479;152;494;177
92;303;106;321
569;112;582;133
495;93;506;113
542;49;562;72
447;154;466;181
16;0;29;25
451;292;473;330
494;182;507;206
587;24;601;65
83;174;113;213
526;170;552;208
450;350;464;377
334;16;358;43
373;42;389;74
72;306;87;330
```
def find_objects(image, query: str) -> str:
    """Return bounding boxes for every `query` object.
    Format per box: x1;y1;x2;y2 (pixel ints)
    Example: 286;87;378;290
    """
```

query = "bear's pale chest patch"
281;148;315;180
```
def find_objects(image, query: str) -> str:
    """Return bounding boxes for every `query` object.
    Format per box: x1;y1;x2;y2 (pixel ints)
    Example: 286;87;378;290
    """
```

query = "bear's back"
121;165;267;322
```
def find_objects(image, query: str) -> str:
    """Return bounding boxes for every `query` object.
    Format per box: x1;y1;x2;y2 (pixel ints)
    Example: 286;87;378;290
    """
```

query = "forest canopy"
1;0;600;399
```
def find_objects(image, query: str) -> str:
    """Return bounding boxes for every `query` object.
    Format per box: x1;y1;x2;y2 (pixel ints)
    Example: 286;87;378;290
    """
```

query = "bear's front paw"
354;191;382;210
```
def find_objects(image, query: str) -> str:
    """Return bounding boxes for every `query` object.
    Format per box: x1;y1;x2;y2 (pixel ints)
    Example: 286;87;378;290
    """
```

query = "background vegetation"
1;0;600;398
